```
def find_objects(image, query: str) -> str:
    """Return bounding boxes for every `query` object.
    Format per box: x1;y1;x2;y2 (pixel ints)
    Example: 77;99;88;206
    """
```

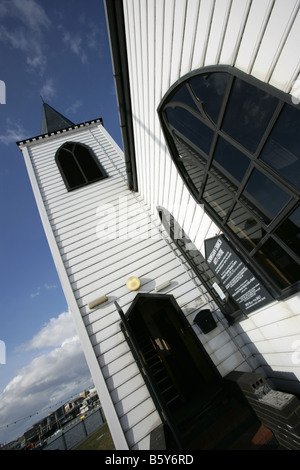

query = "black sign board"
205;235;273;315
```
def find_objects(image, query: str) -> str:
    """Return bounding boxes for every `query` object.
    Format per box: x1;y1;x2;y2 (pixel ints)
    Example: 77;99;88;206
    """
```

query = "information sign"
205;235;273;314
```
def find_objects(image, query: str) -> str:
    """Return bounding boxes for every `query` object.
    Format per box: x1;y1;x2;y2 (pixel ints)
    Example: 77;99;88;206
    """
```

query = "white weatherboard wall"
19;120;258;450
122;0;300;393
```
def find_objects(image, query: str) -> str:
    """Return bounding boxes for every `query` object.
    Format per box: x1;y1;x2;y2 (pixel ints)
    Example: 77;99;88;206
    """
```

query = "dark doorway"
118;294;265;449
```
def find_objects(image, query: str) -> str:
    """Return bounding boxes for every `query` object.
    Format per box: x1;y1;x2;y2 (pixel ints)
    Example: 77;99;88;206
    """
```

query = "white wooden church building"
18;0;300;450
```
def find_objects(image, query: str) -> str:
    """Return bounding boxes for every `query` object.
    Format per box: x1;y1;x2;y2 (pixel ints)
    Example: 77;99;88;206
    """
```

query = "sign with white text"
205;235;273;314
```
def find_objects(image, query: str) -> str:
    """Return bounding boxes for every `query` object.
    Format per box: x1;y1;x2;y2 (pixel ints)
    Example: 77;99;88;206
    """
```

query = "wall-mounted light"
88;295;108;309
126;277;141;291
155;280;171;292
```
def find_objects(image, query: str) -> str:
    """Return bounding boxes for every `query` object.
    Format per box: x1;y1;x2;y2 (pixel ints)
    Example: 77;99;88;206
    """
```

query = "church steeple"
40;101;75;134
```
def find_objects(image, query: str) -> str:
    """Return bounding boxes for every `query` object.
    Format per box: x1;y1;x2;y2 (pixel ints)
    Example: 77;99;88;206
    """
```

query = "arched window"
56;141;107;191
158;66;300;298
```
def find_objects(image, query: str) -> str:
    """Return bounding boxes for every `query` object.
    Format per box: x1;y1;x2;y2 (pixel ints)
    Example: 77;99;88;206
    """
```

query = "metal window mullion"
265;197;299;233
254;100;285;160
165;102;215;131
249;227;300;268
216;74;234;129
73;153;89;184
249;233;300;292
271;233;300;266
186;82;215;125
170;127;210;163
203;75;235;203
253;156;300;199
159;67;300;299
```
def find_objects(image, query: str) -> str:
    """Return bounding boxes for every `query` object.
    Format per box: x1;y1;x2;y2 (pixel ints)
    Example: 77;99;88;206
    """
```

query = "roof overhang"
104;0;138;192
16;118;103;149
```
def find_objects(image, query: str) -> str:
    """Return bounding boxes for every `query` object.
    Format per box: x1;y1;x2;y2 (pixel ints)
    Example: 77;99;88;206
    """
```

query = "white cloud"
62;22;103;63
86;23;103;50
44;283;57;290
66;99;83;115
30;291;40;299
29;283;57;300
25;311;76;350
63;32;87;64
0;0;50;75
0;311;92;443
10;0;50;33
40;78;56;102
0;120;27;146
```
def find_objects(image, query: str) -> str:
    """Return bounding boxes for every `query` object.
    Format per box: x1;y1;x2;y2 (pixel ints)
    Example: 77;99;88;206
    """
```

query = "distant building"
18;0;300;450
18;388;99;447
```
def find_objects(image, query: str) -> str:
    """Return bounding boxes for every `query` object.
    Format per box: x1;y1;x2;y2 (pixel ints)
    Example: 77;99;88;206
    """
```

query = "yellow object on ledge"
126;277;141;291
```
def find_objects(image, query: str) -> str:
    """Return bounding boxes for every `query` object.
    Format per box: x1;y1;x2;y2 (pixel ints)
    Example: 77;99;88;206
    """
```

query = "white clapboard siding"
122;0;300;394
20;0;300;450
21;119;253;449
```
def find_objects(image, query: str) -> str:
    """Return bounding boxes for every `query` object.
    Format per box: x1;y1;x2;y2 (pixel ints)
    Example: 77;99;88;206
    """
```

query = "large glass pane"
260;104;300;188
275;205;300;258
174;134;206;193
254;238;300;289
222;78;278;153
189;72;229;123
180;158;205;195
227;201;265;252
171;84;201;113
74;144;104;181
213;138;250;183
242;169;291;224
165;107;214;155
203;174;234;219
58;149;85;188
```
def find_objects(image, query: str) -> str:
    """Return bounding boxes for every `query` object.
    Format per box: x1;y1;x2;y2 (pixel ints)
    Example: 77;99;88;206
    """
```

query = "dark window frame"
55;141;108;191
158;65;300;300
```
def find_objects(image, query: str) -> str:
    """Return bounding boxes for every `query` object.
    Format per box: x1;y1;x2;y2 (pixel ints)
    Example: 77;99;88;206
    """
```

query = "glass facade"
159;67;300;297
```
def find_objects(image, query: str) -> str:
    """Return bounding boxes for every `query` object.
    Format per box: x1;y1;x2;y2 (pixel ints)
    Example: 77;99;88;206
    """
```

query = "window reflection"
171;84;201;113
160;67;300;295
165;106;213;155
222;78;278;152
189;72;229;123
242;169;290;224
203;174;234;219
275;206;300;257
227;202;265;252
254;238;300;289
173;134;206;194
260;104;300;189
58;148;85;188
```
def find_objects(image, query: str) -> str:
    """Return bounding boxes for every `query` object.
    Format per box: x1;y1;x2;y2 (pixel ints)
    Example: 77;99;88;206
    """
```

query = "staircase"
137;334;182;410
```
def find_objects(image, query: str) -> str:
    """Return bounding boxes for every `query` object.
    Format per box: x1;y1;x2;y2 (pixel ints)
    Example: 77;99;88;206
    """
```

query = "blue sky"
0;0;122;444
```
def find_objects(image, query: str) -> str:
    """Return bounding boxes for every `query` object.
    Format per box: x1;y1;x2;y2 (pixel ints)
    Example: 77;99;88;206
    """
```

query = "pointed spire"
40;102;75;134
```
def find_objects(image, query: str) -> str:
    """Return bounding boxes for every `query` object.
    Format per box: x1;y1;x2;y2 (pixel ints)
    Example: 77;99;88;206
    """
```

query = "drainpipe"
104;0;138;192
